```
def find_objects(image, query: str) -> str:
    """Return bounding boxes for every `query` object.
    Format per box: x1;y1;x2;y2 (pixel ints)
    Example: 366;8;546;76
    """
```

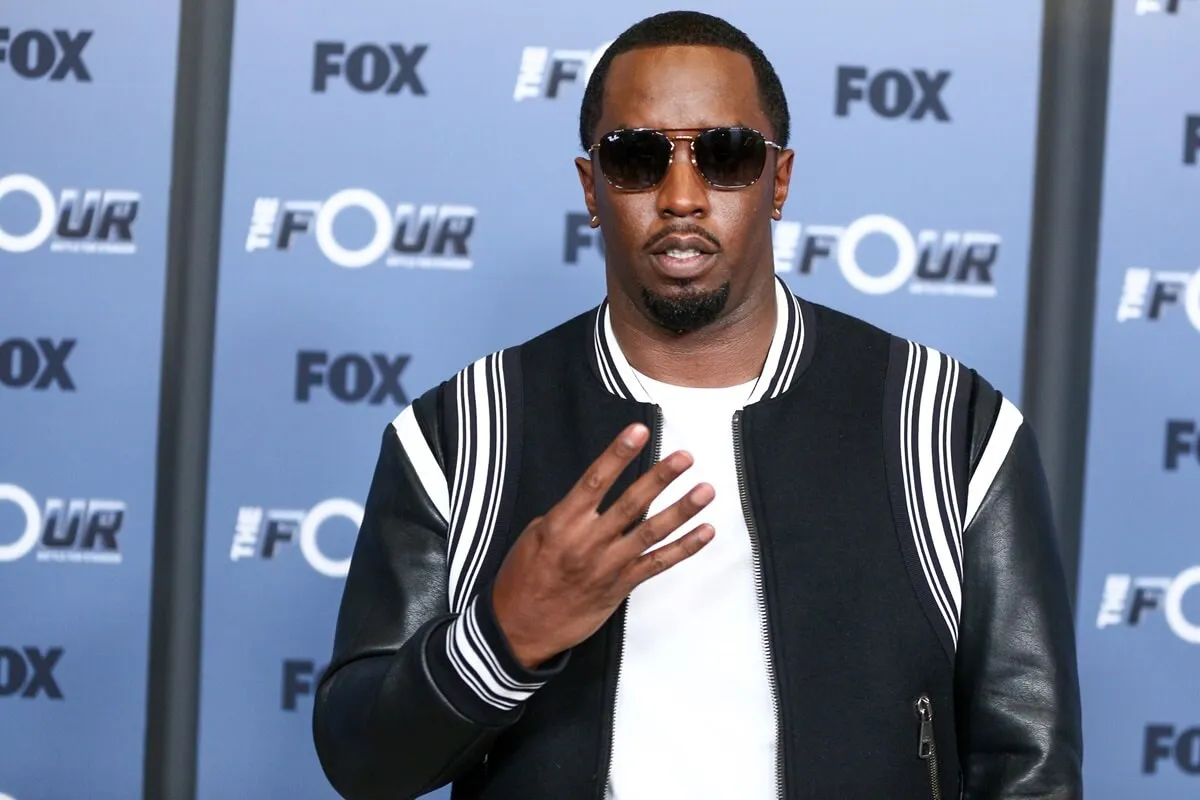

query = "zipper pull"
916;695;934;759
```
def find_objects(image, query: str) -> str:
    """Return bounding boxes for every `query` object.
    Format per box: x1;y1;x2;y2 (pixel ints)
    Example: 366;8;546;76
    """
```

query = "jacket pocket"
915;694;942;800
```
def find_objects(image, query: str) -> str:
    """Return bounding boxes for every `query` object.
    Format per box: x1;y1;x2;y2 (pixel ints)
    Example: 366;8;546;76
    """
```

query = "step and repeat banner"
765;3;1043;402
195;1;1044;797
0;2;180;799
1075;2;1200;798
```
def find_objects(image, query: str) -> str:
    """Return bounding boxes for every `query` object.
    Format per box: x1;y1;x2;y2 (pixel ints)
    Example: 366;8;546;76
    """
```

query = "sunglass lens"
695;128;768;188
598;130;672;190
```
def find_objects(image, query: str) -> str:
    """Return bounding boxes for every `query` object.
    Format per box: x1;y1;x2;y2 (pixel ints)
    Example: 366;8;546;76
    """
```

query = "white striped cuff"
427;589;569;724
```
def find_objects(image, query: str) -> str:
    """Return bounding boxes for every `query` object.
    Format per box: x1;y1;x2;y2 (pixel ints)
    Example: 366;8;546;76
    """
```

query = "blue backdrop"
16;1;1192;798
0;2;180;799
1074;2;1200;796
195;1;1042;798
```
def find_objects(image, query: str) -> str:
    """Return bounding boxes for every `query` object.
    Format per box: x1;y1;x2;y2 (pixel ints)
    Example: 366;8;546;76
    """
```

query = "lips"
650;250;716;280
647;234;719;280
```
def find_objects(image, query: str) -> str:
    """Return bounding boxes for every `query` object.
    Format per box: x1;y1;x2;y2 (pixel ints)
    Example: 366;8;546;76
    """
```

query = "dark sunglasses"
588;126;782;191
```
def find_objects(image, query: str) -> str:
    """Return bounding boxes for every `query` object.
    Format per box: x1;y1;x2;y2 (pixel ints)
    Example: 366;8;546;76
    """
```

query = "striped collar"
590;276;814;405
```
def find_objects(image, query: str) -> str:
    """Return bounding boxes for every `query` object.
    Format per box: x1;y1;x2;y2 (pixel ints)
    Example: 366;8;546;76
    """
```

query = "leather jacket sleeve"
312;388;567;800
955;374;1084;799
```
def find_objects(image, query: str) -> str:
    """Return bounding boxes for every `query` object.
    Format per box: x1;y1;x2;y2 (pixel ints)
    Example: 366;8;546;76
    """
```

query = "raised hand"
490;422;715;669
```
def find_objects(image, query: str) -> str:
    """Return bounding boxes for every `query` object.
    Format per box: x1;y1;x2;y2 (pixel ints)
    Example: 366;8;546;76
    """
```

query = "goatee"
641;281;731;334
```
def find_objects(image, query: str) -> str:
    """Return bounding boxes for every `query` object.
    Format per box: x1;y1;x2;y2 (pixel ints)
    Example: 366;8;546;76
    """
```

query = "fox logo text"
773;215;999;297
564;212;604;263
0;646;63;700
513;41;611;101
1136;0;1196;14
1116;268;1200;333
244;192;475;270
1165;420;1199;470
1186;115;1199;165
1143;725;1200;775
0;29;91;82
295;351;409;406
834;67;951;122
229;500;363;578
0;175;139;255
0;338;75;391
1097;568;1200;644
312;42;427;95
281;659;327;711
0;484;123;564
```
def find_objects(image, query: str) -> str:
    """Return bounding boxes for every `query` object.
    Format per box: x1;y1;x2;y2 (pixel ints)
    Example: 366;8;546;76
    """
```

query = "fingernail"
698;525;715;543
691;484;714;503
623;425;647;447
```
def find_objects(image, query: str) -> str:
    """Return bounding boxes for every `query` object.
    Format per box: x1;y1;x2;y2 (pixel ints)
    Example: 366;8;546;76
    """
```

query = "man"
313;10;1083;800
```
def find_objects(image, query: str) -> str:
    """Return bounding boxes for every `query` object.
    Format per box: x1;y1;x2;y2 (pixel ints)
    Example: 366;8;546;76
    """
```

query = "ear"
575;156;600;226
770;149;794;220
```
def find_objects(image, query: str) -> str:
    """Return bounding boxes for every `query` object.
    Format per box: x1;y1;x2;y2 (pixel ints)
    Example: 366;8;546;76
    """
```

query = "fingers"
555;423;650;519
624;523;715;589
596;449;698;535
612;481;714;560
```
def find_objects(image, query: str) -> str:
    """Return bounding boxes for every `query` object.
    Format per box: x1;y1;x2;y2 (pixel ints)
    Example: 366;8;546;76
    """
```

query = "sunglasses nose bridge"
657;135;710;214
663;134;701;175
653;134;701;185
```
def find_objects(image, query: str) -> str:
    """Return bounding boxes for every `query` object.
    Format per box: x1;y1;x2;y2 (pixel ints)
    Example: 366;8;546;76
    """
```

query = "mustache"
643;223;721;252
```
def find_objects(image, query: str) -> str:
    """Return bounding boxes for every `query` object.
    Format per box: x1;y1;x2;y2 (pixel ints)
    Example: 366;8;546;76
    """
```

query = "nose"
656;140;709;219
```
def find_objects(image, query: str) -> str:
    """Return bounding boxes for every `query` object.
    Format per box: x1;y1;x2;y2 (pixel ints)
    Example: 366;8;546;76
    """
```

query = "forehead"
600;45;767;133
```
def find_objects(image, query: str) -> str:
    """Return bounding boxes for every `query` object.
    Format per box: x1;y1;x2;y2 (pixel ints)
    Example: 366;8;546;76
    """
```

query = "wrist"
486;584;559;673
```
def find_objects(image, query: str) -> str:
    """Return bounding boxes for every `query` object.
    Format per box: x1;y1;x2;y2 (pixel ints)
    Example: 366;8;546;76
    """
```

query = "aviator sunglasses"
588;126;782;191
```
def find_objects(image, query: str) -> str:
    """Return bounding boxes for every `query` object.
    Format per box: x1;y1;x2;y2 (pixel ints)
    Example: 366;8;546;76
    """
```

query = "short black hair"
578;11;790;152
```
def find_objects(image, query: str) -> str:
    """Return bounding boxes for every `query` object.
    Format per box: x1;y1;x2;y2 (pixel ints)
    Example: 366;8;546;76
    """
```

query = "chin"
639;279;731;335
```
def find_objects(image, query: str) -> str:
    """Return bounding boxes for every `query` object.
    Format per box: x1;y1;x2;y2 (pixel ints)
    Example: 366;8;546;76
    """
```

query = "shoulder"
395;302;600;429
806;295;1022;473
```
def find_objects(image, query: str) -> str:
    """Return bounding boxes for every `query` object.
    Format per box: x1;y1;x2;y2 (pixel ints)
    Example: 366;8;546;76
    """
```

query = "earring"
590;215;600;227
772;208;782;220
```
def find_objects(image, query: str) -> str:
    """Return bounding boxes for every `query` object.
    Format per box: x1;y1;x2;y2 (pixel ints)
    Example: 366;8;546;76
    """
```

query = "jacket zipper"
732;410;784;800
916;694;942;800
598;406;664;799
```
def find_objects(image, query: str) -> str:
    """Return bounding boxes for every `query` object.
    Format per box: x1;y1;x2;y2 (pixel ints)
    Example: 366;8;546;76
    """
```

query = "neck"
606;278;777;388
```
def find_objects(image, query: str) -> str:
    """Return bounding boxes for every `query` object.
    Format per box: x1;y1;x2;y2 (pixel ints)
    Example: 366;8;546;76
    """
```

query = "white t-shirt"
606;370;778;800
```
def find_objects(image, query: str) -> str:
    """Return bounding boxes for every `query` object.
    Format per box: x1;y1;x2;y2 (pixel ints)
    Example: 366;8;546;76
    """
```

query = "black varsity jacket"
312;278;1084;800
